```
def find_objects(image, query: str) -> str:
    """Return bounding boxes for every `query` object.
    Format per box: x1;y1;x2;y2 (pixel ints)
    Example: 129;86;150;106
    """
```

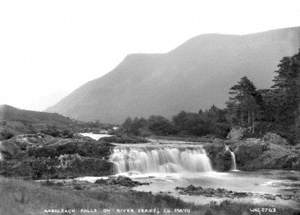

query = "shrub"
0;129;14;140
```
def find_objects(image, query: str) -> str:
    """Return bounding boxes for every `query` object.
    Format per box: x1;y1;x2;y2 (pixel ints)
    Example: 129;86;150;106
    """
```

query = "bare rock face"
226;127;246;141
204;144;233;171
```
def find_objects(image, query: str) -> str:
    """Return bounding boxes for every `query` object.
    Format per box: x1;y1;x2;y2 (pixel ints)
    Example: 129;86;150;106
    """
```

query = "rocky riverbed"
1;132;300;215
176;185;300;202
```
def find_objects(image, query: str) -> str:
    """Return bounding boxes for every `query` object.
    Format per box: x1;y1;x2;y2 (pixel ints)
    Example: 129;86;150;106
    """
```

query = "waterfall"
225;145;238;171
110;144;213;174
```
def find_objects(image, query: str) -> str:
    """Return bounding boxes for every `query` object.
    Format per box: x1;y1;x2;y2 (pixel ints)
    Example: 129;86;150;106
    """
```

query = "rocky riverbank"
176;185;300;202
0;134;114;179
32;176;298;215
99;134;148;143
1;131;299;179
95;176;150;187
1;132;300;215
204;133;300;171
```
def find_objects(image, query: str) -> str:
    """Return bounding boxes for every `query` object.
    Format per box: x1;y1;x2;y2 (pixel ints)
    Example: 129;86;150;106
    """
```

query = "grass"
0;176;299;215
0;177;102;215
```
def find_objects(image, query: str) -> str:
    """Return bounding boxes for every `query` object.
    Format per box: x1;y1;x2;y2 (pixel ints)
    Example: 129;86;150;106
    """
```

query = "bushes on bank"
40;125;74;138
120;106;230;138
0;129;14;140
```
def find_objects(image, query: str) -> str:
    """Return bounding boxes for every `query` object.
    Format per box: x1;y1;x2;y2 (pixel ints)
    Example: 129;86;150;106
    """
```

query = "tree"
206;105;227;123
172;111;210;136
271;50;300;142
121;117;148;136
227;76;261;133
148;115;176;135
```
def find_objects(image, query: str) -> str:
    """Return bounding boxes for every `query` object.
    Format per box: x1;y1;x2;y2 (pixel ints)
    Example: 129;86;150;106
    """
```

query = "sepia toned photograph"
0;0;300;214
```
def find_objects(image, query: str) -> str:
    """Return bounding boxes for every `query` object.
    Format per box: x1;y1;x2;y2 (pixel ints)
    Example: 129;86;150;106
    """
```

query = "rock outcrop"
234;140;300;170
176;185;299;201
0;134;114;179
204;144;233;171
204;134;300;171
95;176;149;187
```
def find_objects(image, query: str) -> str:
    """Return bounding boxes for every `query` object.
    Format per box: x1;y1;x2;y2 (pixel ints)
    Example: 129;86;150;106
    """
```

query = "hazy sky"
0;0;300;111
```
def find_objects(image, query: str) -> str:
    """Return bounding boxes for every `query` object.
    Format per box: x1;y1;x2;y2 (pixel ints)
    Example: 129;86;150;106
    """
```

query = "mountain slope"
48;27;300;123
0;104;75;126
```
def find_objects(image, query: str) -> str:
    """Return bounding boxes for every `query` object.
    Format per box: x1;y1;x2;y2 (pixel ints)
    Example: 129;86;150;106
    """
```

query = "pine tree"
227;76;261;133
271;50;300;142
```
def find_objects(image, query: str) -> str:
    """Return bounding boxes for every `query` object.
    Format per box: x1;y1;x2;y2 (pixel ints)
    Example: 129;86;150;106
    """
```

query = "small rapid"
110;144;213;174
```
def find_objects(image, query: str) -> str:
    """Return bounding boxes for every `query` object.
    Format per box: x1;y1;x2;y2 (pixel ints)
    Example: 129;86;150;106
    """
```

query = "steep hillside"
48;27;300;123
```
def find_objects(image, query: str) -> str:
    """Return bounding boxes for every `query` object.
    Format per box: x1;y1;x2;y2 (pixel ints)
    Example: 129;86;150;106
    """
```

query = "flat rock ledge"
175;185;299;201
95;176;149;187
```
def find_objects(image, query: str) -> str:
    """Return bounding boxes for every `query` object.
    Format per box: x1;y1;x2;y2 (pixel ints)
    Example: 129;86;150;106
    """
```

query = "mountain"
48;27;300;123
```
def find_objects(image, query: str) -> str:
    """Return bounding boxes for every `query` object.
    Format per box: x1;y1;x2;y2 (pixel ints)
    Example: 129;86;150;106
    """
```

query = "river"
80;132;112;140
78;133;300;209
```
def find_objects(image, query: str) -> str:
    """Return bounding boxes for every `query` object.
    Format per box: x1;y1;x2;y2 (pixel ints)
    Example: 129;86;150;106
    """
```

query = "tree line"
121;50;300;144
121;106;230;138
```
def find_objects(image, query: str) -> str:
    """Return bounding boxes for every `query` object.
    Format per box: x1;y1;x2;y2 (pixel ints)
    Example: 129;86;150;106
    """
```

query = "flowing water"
110;144;212;174
225;145;238;171
80;132;112;140
77;135;300;208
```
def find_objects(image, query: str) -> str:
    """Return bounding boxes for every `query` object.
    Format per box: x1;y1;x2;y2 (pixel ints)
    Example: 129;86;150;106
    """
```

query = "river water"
80;132;112;140
78;134;300;209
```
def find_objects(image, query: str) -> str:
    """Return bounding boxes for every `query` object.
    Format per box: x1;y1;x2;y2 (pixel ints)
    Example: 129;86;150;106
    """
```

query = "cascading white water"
110;144;213;174
225;145;237;171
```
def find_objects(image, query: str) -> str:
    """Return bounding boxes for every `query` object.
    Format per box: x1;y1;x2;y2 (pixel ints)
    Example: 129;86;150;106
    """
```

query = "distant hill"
0;104;75;126
0;105;78;138
47;27;300;123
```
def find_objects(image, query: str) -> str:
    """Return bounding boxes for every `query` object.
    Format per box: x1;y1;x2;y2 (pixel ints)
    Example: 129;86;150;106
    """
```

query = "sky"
0;0;300;111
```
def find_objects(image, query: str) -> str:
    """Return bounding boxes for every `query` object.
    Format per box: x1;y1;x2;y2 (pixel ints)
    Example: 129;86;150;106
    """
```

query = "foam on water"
110;144;213;174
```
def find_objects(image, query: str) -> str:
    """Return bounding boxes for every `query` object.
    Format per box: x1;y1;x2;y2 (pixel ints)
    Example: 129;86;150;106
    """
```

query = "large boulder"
234;140;269;170
263;132;289;145
204;143;233;171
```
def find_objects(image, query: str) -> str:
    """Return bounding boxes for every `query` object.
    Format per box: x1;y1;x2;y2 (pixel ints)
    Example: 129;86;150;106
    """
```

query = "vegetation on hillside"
226;50;300;143
120;106;229;138
0;105;116;141
121;50;300;144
